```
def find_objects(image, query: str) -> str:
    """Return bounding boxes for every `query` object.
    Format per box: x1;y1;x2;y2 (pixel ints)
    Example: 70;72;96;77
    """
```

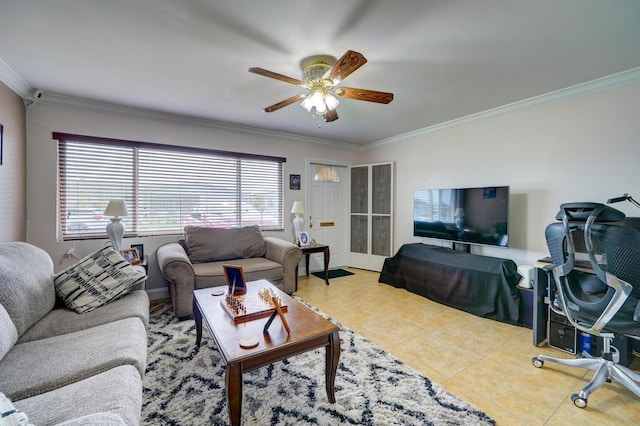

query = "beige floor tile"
294;269;640;425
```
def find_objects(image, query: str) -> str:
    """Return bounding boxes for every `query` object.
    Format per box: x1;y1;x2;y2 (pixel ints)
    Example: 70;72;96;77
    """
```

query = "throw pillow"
0;392;32;426
184;225;266;263
54;245;147;314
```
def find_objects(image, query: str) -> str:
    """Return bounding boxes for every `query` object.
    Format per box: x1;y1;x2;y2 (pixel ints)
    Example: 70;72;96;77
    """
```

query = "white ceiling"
1;0;640;147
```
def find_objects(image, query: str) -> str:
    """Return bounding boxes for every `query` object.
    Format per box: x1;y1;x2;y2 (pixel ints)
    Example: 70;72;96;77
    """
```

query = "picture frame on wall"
289;174;301;190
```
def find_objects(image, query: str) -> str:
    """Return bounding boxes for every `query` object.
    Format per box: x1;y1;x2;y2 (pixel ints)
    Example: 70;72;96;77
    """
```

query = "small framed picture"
297;231;311;247
130;244;144;260
289;174;301;190
223;264;247;295
120;248;141;265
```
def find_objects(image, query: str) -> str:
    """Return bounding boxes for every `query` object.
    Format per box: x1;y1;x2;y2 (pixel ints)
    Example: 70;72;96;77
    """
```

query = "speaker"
548;310;576;354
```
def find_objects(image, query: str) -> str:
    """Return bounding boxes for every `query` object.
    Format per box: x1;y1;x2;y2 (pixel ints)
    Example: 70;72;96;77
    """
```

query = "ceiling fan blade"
335;87;394;104
262;94;305;112
325;50;367;84
248;67;304;86
324;109;339;122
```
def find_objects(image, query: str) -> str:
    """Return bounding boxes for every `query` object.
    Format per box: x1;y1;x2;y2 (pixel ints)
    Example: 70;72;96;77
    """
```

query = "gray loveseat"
0;242;149;425
157;225;302;318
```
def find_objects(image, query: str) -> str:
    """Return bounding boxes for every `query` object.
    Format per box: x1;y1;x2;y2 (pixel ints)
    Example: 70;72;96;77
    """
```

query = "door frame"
305;158;351;270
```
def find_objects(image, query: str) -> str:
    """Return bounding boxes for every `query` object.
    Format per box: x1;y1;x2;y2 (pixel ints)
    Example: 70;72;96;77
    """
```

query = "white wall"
0;81;26;242
361;82;640;266
25;81;640;298
25;103;364;299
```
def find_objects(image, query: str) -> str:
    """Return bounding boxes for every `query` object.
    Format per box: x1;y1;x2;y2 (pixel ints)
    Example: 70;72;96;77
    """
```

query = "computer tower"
547;309;576;354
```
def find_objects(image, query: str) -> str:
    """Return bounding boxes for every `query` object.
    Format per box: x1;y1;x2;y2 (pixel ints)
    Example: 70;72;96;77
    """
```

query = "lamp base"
293;214;304;241
106;217;125;251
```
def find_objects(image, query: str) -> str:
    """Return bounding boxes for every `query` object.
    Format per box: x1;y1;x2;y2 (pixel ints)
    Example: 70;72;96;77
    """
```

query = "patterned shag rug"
142;302;495;425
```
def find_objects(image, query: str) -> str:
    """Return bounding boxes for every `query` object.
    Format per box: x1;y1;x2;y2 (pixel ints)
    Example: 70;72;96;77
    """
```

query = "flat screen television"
413;186;510;248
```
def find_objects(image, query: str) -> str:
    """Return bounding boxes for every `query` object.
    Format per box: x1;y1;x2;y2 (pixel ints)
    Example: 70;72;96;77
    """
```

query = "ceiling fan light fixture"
250;50;392;122
324;94;339;110
300;95;314;112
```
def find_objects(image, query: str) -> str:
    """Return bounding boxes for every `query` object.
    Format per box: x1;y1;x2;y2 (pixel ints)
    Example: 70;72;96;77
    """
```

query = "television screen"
413;186;510;247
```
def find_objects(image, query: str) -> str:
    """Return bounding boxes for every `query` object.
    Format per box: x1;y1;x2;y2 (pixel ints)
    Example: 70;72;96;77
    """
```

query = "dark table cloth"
379;243;522;324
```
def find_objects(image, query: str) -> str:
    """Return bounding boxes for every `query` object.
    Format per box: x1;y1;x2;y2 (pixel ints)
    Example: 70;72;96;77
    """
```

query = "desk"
296;244;330;288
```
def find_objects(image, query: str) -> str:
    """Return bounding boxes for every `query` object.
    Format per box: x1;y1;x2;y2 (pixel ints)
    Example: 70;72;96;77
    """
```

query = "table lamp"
104;199;128;251
291;201;305;239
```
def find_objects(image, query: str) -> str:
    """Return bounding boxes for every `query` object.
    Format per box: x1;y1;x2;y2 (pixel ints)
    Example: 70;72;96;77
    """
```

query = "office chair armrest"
584;271;633;334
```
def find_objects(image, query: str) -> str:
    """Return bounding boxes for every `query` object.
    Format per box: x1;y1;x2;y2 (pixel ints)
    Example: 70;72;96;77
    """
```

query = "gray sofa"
157;225;302;318
0;242;149;425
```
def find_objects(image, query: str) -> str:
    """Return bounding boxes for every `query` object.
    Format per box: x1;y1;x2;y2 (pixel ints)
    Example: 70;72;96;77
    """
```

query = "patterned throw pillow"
54;245;147;314
0;392;32;426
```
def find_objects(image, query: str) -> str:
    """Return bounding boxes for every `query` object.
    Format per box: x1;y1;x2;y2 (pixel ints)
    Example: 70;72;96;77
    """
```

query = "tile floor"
294;268;640;425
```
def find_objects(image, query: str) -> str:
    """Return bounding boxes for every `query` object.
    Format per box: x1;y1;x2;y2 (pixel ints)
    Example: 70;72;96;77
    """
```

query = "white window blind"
413;188;455;223
55;133;285;240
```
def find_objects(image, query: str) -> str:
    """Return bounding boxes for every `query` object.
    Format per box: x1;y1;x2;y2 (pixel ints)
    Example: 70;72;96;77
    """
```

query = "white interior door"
307;163;348;273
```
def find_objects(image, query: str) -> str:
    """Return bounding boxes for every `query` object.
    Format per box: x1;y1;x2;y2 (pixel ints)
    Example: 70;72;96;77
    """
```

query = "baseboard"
146;287;169;301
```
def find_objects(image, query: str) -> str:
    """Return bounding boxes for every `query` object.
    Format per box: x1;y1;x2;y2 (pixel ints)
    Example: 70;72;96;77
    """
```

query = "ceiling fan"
249;50;393;123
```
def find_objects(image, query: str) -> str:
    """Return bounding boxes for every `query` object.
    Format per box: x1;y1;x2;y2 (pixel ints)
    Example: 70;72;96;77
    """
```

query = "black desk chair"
533;202;640;408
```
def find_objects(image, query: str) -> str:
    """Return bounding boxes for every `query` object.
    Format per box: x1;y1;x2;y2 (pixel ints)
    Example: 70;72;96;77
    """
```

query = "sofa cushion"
17;290;150;344
0;317;147;401
0;242;56;337
193;257;283;289
14;365;141;426
0;303;18;361
184;225;266;263
54;245;147;314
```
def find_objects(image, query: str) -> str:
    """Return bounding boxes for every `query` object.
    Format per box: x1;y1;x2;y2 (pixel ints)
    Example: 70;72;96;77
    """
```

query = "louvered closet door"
348;162;393;271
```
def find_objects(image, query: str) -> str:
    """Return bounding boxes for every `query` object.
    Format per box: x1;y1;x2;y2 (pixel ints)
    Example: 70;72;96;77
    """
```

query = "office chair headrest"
555;202;625;223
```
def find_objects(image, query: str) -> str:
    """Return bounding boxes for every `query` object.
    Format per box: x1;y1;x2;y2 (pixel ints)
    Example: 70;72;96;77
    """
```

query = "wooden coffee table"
193;279;340;426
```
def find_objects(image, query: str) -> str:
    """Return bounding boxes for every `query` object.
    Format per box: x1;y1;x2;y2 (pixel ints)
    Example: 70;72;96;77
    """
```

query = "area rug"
142;303;495;425
311;268;354;280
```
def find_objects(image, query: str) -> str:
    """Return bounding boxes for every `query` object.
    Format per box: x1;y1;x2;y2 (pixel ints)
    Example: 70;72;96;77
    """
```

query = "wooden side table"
296;244;330;289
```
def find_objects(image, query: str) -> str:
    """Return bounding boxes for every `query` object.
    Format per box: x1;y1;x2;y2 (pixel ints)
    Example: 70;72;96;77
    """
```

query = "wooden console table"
295;244;330;289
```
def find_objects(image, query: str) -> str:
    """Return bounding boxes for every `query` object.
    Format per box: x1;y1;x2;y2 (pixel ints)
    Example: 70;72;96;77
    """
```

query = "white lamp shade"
454;208;465;218
291;201;305;214
104;199;129;217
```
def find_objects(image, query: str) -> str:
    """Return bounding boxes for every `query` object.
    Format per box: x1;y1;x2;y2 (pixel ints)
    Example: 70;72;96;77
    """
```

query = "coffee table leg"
325;330;340;403
226;362;242;426
194;299;203;346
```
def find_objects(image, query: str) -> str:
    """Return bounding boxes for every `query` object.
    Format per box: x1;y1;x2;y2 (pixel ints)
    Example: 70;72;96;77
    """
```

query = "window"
54;133;285;240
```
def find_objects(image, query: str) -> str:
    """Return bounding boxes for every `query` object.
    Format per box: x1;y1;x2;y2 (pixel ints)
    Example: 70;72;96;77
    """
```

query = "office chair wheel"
571;393;587;408
532;357;544;368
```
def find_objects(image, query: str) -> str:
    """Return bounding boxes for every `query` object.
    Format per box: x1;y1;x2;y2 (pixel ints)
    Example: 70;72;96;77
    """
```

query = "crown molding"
4;58;638;152
34;92;363;151
368;66;640;149
0;57;31;97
